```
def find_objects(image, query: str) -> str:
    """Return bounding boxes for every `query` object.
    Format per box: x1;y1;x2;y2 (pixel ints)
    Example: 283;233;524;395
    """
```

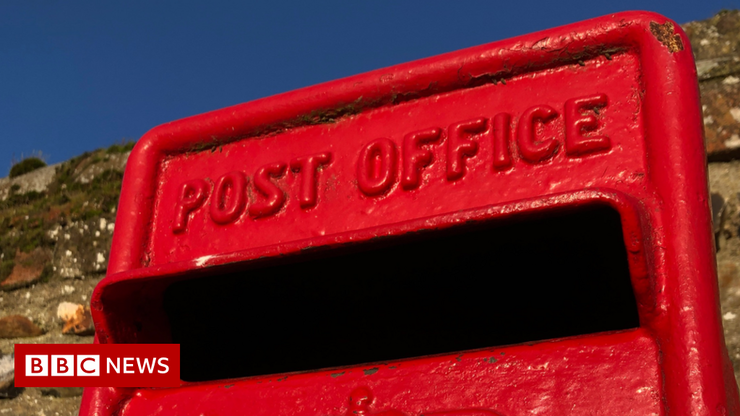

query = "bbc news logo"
27;354;101;376
26;355;170;377
15;344;179;387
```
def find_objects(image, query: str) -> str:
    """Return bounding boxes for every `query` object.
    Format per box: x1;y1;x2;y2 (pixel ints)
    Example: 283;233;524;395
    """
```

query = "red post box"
81;11;740;416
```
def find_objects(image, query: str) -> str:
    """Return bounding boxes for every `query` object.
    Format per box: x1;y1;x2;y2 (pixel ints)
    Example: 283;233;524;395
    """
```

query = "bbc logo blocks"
25;355;100;377
25;355;48;376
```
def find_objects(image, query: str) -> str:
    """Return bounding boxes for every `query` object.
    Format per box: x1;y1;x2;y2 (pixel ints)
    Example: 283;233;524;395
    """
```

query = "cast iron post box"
81;11;740;416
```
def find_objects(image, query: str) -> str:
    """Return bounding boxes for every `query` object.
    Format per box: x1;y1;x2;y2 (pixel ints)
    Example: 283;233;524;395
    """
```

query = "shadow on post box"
164;206;639;382
82;10;740;416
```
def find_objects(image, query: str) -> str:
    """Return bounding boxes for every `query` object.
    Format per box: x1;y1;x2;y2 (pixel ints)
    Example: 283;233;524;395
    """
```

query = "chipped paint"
194;255;215;267
650;21;684;53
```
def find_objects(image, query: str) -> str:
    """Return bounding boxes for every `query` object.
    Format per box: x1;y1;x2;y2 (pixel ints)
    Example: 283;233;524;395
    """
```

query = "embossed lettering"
337;387;505;416
565;93;610;156
171;93;615;232
209;171;248;225
347;387;405;416
492;113;513;169
173;179;209;233
291;152;332;209
357;138;398;196
447;118;485;181
517;105;559;163
402;128;442;190
249;162;287;218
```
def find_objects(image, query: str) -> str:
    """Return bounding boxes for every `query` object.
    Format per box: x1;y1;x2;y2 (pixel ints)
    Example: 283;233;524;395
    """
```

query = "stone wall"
0;146;129;415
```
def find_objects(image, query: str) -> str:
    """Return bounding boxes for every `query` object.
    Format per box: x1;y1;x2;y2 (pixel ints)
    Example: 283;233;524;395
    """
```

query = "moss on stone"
106;140;135;154
9;157;46;178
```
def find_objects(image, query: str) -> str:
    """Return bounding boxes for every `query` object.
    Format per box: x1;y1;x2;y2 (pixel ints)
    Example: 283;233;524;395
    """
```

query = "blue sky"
1;0;737;173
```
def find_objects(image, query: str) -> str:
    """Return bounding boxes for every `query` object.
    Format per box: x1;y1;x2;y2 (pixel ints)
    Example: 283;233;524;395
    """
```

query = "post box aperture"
83;12;740;416
165;205;638;382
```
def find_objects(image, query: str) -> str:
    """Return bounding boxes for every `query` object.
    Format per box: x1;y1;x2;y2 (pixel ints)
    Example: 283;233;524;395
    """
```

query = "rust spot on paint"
649;21;683;53
363;367;379;375
456;354;463;362
331;371;346;378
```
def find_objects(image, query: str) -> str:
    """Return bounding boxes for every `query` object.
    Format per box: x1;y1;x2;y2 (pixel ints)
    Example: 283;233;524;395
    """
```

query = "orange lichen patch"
57;302;94;336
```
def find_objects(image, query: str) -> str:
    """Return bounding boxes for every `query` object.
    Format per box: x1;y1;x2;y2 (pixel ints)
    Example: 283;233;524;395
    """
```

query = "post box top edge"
128;10;687;159
107;9;698;278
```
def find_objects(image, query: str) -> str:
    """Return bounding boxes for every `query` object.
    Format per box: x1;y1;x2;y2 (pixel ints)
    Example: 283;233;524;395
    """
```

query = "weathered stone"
0;353;19;399
57;302;94;336
52;218;112;280
0;248;51;291
0;263;43;290
712;192;726;236
682;11;740;160
698;78;740;160
75;151;129;185
0;315;43;338
709;161;740;387
0;163;58;202
39;387;84;398
695;57;740;81
684;10;740;63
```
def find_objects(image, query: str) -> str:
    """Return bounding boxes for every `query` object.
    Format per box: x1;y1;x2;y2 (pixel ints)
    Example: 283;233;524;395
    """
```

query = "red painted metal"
80;11;740;416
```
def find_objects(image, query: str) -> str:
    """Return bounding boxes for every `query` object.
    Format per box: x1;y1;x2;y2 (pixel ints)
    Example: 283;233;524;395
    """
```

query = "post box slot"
163;205;639;382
